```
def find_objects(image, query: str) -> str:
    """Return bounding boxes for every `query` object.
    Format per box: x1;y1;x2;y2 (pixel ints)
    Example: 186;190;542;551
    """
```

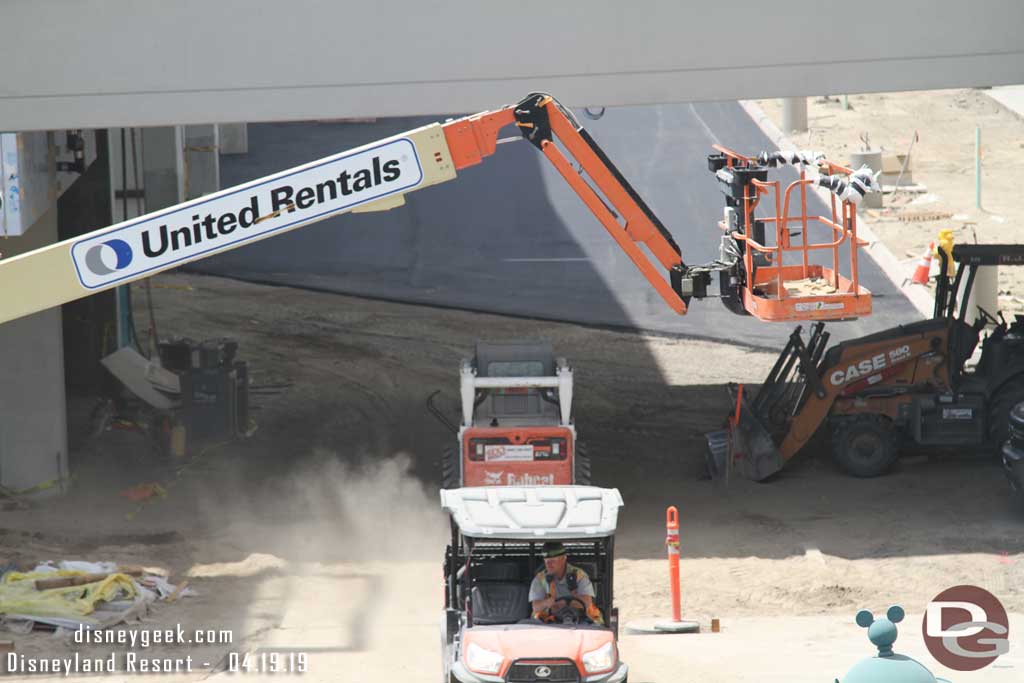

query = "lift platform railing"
711;145;872;322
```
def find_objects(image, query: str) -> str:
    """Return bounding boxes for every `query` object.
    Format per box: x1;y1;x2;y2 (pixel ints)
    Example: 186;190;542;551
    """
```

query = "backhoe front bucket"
705;386;784;481
705;323;829;482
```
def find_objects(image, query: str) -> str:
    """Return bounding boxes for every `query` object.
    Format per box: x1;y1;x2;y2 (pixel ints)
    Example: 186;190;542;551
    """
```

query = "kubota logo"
83;239;134;275
923;585;1010;671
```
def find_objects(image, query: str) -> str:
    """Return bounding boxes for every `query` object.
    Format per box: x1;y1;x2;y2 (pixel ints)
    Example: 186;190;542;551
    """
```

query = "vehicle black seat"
474;561;521;582
471;583;532;625
573;561;598;581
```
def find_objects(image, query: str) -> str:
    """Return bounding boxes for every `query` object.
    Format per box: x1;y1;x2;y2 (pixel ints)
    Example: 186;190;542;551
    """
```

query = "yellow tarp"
0;570;138;618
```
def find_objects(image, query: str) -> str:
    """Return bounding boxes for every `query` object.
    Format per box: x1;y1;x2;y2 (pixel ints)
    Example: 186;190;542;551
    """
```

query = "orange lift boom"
442;94;694;315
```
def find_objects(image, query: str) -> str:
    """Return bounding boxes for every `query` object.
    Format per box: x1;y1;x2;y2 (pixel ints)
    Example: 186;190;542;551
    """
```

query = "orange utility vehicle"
709;243;1024;480
441;486;626;683
433;341;589;489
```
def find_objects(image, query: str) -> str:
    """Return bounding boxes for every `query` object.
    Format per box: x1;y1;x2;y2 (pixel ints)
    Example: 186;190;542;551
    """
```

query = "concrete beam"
2;1;1023;130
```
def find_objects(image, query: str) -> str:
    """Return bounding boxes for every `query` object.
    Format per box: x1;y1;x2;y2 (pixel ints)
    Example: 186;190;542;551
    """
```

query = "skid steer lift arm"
0;93;707;325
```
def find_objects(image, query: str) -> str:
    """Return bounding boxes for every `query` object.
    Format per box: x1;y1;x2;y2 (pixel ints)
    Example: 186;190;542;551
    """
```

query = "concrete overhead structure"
2;0;1023;131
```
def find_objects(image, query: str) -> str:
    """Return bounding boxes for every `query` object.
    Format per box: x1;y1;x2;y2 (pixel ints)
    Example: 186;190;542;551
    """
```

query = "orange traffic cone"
911;242;934;285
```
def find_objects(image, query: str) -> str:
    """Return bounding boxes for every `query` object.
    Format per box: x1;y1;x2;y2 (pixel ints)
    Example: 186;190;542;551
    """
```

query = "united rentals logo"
922;585;1010;671
70;139;422;289
83;239;133;275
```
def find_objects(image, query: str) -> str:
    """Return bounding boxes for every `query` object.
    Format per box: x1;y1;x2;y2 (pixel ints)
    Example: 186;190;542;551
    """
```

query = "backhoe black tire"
987;379;1024;452
831;415;899;478
574;441;592;486
440;447;460;490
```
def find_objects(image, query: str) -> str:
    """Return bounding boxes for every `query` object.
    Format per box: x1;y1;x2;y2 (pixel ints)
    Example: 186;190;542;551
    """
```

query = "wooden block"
0;641;13;673
34;573;109;590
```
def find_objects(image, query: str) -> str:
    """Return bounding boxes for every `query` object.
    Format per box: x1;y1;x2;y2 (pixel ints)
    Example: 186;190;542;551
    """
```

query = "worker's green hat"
541;542;567;558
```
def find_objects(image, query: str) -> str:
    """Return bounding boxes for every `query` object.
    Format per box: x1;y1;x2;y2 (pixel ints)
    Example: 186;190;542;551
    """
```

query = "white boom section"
0;124;458;325
459;359;574;427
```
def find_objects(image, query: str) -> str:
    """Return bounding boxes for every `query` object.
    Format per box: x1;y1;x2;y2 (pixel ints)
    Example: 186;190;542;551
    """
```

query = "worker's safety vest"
532;564;604;625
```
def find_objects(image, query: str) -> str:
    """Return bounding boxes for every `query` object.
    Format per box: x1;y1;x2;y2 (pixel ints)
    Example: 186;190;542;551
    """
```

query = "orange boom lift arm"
441;93;701;315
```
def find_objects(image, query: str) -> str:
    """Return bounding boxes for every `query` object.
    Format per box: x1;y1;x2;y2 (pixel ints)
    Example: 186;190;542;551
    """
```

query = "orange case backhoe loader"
709;243;1024;480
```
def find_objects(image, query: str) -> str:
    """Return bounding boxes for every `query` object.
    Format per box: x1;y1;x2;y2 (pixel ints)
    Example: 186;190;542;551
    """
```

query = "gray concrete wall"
0;205;68;495
2;0;1022;130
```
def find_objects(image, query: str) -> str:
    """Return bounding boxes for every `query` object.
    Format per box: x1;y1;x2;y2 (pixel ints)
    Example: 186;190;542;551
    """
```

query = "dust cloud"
193;450;448;569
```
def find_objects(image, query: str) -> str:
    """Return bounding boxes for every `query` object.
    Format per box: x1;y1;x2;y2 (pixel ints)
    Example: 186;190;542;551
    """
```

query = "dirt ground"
757;88;1024;314
1;269;1021;682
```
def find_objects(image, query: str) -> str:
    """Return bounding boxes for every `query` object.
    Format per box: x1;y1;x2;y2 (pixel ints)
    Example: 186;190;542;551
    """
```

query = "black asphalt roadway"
193;102;921;349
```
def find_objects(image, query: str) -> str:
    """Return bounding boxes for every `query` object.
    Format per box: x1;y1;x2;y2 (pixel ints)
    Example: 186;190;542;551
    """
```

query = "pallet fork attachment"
706;323;830;481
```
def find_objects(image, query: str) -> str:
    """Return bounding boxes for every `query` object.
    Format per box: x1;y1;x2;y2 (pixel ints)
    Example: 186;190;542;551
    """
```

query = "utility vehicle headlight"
582;641;616;673
465;642;504;674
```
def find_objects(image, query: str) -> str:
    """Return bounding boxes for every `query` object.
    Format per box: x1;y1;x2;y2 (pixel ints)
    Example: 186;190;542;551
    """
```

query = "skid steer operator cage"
709;145;873;322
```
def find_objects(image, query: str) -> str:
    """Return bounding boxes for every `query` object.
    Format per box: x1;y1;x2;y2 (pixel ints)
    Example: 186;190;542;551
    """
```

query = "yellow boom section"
0;124;456;325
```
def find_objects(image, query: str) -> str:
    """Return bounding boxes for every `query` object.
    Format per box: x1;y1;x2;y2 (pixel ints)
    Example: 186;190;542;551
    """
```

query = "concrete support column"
184;125;220;200
141;126;186;212
218;123;248;155
0;206;69;497
781;97;808;133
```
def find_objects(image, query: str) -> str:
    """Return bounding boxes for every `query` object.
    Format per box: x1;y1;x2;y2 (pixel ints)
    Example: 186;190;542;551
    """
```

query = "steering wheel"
551;597;591;624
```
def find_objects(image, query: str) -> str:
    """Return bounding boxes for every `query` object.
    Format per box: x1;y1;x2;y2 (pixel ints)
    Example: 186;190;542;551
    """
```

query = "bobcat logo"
483;471;504;485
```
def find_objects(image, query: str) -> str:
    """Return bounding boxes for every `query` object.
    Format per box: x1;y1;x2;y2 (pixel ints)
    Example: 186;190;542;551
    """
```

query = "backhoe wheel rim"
850;432;885;462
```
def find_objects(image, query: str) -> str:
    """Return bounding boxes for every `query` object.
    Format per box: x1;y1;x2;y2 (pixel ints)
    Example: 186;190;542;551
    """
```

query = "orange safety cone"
910;242;935;285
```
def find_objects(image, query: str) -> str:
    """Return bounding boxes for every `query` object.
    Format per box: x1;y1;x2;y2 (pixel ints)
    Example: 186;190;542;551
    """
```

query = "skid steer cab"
440;486;626;683
433;341;590;489
708;243;1024;481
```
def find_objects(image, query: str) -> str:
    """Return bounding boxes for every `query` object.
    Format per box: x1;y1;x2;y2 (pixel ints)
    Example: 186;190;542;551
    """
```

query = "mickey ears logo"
923;585;1009;671
83;239;133;275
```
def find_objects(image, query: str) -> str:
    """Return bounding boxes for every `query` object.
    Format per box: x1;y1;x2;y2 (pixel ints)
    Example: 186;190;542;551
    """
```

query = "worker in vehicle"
529;542;604;624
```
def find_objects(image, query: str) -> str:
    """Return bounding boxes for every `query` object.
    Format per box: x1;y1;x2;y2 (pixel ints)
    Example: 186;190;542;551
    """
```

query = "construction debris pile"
0;561;193;633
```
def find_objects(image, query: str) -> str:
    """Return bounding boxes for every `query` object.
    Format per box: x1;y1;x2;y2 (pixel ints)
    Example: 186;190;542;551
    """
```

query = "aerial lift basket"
708;145;874;322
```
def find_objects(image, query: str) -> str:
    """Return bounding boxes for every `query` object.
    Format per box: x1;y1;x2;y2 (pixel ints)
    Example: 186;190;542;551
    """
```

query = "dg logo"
923;585;1010;671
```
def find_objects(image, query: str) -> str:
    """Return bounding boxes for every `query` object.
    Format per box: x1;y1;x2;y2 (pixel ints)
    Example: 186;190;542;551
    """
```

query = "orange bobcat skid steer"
434;341;590;488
